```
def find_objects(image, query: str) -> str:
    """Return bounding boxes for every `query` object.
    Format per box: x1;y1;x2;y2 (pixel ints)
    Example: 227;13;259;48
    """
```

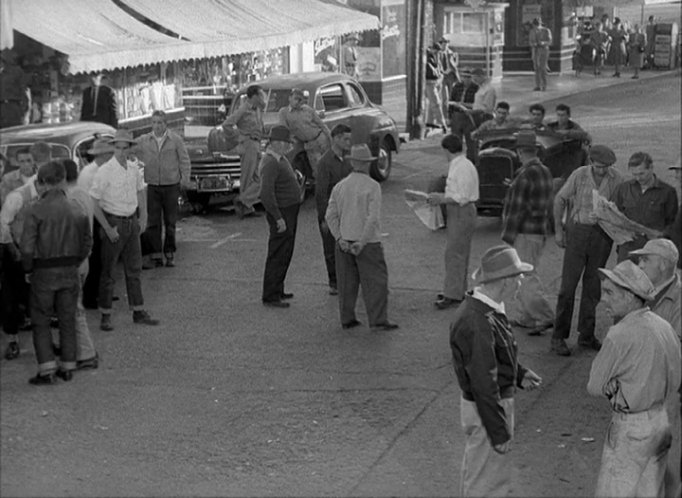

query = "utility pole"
406;0;426;139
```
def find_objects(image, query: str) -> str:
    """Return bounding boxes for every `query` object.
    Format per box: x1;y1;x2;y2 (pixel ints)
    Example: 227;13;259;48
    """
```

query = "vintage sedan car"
184;72;401;212
0;121;117;175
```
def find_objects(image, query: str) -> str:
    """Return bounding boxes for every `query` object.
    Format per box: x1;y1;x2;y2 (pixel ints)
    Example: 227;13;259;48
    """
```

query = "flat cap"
589;145;617;166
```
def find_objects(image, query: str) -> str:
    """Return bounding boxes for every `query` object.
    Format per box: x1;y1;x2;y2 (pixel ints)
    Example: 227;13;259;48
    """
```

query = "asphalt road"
1;73;680;497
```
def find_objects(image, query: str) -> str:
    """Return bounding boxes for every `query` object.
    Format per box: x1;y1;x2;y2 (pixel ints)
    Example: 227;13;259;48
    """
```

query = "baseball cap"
629;238;679;264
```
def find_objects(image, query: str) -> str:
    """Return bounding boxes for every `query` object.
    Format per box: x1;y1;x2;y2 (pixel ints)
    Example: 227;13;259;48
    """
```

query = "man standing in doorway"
342;34;361;79
137;110;191;269
314;124;353;296
220;85;265;219
529;18;552;91
80;72;118;128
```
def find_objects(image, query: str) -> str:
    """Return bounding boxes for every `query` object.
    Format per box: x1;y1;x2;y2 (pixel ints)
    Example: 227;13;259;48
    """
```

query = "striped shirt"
555;165;623;225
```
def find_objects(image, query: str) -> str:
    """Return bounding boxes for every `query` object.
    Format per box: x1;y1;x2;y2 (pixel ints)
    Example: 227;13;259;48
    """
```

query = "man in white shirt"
90;129;158;332
325;144;398;331
428;135;479;309
77;138;114;309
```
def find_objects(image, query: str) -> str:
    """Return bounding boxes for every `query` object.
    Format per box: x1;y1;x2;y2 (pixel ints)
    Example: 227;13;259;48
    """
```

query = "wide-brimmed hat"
348;144;376;162
110;129;136;145
472;245;533;284
268;125;292;143
515;130;539;149
589;145;616;166
598;260;655;300
629;238;679;264
87;138;115;155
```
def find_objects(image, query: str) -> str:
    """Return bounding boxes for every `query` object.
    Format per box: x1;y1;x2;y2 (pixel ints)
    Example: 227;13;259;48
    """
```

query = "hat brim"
472;262;533;284
597;268;650;299
111;138;137;145
87;147;115;155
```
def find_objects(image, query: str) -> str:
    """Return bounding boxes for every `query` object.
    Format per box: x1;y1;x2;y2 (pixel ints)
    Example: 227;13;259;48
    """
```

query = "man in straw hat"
259;125;303;308
78;137;115;309
588;260;680;498
450;244;542;497
501;130;555;337
89;129;159;331
631;238;682;497
551;145;623;356
325;144;398;331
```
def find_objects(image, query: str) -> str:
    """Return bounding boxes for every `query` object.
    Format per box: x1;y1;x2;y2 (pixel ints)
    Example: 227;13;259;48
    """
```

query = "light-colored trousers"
76;260;96;361
507;234;554;328
533;47;549;89
596;407;671;498
443;203;476;300
238;137;261;209
460;396;514;497
425;79;447;128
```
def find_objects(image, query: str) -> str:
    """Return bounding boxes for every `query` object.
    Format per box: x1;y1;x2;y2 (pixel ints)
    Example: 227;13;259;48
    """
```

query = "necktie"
92;86;99;117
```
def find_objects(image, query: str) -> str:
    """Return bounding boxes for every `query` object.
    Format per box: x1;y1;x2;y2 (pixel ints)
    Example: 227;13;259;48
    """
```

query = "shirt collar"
471;287;506;314
653;274;677;295
266;148;282;161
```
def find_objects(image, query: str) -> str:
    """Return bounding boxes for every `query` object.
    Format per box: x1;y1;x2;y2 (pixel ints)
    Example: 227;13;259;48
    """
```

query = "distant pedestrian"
89;129;159;331
552;145;623;356
609;18;629;77
590;22;611;75
325;144;398;331
137;110;191;269
220;84;265;219
428;135;478;310
425;44;447;133
437;36;459;115
501;131;555;336
64;160;99;371
588;260;680;498
314;124;353;296
450;244;542;497
80;72;118;128
77;138;115;309
278;88;332;180
613;152;678;261
342;34;360;79
20;161;92;385
259;125;303;308
529;18;552;91
458;67;496;162
628;24;647;78
448;67;478;142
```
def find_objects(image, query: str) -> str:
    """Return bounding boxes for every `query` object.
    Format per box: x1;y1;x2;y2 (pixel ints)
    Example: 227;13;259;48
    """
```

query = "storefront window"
382;0;406;78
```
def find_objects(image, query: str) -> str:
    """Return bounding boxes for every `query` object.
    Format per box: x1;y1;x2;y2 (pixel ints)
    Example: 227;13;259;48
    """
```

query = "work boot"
100;314;114;331
133;310;159;326
550;338;571;356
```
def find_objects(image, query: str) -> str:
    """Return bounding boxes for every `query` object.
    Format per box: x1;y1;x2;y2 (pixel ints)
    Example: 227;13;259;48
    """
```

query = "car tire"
370;139;392;182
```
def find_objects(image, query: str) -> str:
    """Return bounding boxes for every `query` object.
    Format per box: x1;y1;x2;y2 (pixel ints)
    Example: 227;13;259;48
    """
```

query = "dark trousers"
319;222;337;288
262;204;300;302
1;244;29;335
146;183;180;258
553;223;612;341
335;242;388;327
99;214;144;313
82;218;102;308
617;235;648;263
30;267;79;373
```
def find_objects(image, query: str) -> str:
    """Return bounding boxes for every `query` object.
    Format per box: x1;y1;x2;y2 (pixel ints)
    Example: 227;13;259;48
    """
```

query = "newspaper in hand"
592;190;660;245
404;189;445;231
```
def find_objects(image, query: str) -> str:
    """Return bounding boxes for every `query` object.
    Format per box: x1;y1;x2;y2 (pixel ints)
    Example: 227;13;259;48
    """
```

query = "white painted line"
210;232;243;249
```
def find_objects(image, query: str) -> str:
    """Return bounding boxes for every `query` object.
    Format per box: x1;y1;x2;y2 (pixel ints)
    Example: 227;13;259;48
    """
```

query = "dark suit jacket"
80;85;118;128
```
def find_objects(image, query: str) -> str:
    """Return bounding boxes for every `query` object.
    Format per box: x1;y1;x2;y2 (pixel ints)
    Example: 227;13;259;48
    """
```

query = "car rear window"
1;143;70;172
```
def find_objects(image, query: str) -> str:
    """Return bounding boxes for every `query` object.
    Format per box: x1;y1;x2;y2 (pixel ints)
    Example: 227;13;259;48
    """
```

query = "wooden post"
406;0;426;139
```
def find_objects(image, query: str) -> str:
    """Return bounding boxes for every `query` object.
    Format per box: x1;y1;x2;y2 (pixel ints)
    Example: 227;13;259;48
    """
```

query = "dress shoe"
578;336;602;351
165;253;175;268
280;292;294;300
29;373;57;385
262;300;290;308
55;369;73;381
52;343;61;356
100;314;114;331
527;322;553;336
371;322;399;331
77;353;99;370
434;297;461;310
133;310;160;326
342;319;361;330
550;338;571;356
4;341;20;360
329;286;338;296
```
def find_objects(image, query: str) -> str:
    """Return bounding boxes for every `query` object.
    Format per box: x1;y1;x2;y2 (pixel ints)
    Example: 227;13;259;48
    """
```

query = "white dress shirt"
90;156;145;217
445;153;479;205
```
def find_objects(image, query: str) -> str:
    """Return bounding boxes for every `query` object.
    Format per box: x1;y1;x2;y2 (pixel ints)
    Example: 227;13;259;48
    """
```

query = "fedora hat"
515;130;539;149
87;137;115;155
629;238;679;264
598;260;655;300
268;125;292;143
472;245;533;284
110;129;136;145
348;144;376;162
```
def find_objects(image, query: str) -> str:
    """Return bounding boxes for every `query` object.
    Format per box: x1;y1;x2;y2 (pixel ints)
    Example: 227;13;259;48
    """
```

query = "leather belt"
104;211;136;220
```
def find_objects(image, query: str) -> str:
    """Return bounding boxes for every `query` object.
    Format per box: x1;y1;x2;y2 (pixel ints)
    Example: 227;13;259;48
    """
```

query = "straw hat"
472;245;533;284
110;129;136;145
598;260;655;300
87;138;115;155
348;144;376;162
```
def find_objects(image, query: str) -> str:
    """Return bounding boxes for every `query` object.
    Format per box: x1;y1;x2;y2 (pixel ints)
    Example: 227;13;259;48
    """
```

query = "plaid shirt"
450;81;478;105
501;158;554;244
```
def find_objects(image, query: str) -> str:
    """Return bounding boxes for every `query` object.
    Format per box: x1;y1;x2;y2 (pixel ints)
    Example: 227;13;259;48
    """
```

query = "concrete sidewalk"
386;67;676;135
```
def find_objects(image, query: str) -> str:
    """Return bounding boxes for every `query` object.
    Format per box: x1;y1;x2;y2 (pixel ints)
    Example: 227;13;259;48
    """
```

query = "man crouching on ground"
449;245;542;497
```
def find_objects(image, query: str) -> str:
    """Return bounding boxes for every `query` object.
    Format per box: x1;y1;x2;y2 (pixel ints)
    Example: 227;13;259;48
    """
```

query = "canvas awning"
7;0;379;74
